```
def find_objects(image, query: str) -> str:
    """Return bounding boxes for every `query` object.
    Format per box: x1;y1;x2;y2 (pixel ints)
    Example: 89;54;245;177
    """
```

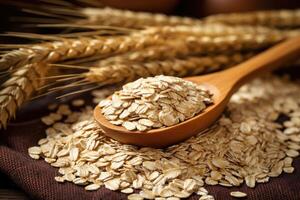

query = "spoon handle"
223;36;300;91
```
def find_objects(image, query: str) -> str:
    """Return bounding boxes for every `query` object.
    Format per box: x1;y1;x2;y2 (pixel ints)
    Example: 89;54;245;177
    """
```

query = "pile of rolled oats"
28;75;300;200
99;75;213;131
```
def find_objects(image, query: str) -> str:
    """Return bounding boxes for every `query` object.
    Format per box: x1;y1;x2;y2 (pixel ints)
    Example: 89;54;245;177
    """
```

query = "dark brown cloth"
1;69;300;200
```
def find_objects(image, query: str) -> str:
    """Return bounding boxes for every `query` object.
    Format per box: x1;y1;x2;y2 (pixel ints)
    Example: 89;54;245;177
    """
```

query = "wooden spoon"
94;36;300;148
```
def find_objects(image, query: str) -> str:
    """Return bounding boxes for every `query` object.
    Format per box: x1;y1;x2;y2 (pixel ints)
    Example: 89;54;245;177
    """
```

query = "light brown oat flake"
104;178;121;191
54;176;65;183
69;147;79;161
140;189;155;199
230;191;247;198
211;157;229;168
121;188;134;194
28;146;41;155
183;179;197;192
199;195;215;200
245;175;256;188
85;183;101;191
283;167;295;173
128;194;144;200
286;149;299;157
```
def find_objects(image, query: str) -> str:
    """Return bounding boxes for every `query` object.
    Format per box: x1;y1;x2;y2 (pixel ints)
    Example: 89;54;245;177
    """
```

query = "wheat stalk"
3;26;208;72
1;25;290;72
37;6;300;31
0;29;169;72
0;26;193;71
0;16;298;128
205;9;300;28
0;27;170;128
183;33;285;54
50;7;300;30
0;63;49;129
144;25;293;39
98;33;286;66
161;24;282;36
53;53;254;88
0;27;287;125
66;7;203;28
98;45;187;65
99;25;300;66
0;31;162;127
97;27;292;66
19;2;201;28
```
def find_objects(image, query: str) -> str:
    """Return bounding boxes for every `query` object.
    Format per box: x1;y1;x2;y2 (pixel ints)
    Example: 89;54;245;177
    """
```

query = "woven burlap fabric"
1;72;300;200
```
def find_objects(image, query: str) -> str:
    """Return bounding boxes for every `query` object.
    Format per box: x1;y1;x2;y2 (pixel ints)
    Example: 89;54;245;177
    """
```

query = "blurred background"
1;0;300;34
93;0;300;15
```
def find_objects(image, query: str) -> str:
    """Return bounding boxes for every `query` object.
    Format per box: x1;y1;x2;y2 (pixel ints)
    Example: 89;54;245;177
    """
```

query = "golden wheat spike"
205;9;300;28
0;28;165;71
0;63;49;129
50;53;253;87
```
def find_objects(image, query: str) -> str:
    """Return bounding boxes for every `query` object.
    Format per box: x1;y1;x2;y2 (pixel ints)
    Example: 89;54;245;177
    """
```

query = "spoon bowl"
94;36;300;148
94;82;225;148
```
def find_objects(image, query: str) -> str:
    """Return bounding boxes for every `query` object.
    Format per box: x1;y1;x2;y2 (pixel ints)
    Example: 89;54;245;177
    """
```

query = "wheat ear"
0;28;165;127
121;32;285;58
0;63;49;128
183;33;286;54
144;24;286;37
0;25;293;128
98;25;299;65
0;28;167;72
32;6;300;30
81;7;202;27
53;53;254;87
58;7;202;28
205;9;300;28
97;45;188;65
1;25;289;72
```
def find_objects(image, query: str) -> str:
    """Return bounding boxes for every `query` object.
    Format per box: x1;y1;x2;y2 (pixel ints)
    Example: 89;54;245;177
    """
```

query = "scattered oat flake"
121;188;133;194
28;146;41;155
230;191;247;198
28;75;300;200
128;194;144;200
104;178;120;191
85;183;101;191
54;176;65;183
